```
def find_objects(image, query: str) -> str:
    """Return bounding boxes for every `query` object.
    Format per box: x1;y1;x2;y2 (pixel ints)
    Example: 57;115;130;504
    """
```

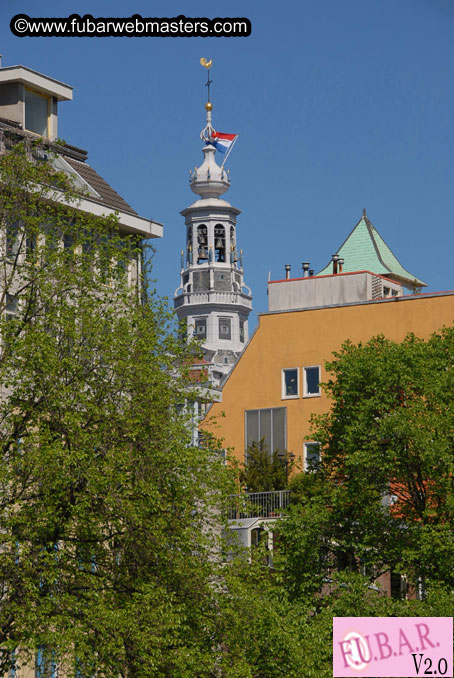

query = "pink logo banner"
333;617;453;677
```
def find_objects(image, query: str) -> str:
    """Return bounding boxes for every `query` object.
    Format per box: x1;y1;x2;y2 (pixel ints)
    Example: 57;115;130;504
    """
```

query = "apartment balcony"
227;490;290;520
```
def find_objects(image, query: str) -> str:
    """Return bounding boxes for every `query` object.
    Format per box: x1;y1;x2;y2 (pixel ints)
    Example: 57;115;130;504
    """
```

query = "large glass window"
303;365;321;397
245;407;286;455
282;368;299;398
25;89;49;137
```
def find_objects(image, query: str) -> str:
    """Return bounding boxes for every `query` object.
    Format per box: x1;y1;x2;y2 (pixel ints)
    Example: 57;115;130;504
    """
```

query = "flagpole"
221;135;238;168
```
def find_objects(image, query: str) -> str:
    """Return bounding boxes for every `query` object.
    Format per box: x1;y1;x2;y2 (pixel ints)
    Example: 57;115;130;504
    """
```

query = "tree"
239;440;295;493
0;143;232;677
278;331;454;597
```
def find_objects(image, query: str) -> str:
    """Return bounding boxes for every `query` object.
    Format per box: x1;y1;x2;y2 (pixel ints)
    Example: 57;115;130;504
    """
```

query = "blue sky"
2;0;454;327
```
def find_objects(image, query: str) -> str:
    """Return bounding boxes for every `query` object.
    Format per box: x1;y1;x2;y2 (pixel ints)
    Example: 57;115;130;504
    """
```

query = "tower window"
194;317;207;340
219;317;231;340
214;225;226;262
239;319;245;343
25;89;50;137
197;225;208;262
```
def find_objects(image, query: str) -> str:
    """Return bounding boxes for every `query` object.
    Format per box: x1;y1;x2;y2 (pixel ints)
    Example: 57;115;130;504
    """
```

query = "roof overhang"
74;195;163;238
42;186;163;238
0;66;73;101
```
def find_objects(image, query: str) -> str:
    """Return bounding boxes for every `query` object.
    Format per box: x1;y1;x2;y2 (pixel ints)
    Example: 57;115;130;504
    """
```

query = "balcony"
174;289;252;310
227;490;290;520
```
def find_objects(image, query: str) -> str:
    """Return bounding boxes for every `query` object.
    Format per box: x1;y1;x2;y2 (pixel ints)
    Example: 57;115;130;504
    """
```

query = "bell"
215;238;224;248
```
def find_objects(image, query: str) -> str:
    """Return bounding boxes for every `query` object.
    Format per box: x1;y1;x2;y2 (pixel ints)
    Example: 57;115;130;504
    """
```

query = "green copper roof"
317;212;427;289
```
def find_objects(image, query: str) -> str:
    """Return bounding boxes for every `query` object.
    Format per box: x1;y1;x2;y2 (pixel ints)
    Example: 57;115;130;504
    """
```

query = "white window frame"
281;367;299;399
304;441;321;472
303;365;321;398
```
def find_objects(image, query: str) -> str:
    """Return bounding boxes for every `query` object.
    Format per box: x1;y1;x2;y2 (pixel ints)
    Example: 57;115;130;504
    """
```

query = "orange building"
204;213;454;469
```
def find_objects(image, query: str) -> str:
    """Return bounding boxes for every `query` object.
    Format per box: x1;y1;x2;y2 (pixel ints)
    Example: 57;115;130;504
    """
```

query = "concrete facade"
268;270;403;313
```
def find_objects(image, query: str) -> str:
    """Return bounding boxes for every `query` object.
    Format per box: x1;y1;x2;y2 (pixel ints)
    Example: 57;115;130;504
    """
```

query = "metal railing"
227;490;290;520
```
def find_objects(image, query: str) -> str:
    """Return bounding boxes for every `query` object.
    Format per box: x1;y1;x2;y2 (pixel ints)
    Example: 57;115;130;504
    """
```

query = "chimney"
332;254;339;275
284;264;291;280
302;262;310;278
338;258;344;273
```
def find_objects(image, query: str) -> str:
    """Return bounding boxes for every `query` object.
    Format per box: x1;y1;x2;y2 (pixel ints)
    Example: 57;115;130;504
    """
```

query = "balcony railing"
174;290;252;309
228;490;290;520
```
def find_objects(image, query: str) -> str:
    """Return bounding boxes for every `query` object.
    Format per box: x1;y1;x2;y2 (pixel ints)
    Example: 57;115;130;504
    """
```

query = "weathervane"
200;57;215;142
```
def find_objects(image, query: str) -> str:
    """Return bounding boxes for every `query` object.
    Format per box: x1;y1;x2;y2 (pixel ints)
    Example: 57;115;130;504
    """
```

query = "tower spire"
174;59;252;386
200;57;215;142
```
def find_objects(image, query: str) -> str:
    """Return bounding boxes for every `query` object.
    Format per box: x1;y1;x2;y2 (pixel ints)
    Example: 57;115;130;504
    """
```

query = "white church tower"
174;61;252;386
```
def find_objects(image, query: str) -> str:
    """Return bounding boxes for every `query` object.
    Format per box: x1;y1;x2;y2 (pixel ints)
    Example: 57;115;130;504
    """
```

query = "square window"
303;365;321;397
282;368;299;398
304;442;321;472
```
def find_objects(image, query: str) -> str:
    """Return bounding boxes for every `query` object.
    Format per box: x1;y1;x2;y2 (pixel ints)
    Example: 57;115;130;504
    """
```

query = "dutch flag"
211;131;238;164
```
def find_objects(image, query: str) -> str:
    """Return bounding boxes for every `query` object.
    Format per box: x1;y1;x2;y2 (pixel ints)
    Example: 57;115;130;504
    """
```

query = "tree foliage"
239;440;294;492
276;331;454;599
0;144;231;677
3;144;454;678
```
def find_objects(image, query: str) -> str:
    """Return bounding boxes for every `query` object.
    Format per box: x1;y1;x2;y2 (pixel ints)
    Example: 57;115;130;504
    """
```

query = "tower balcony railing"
227;490;290;520
174;290;252;309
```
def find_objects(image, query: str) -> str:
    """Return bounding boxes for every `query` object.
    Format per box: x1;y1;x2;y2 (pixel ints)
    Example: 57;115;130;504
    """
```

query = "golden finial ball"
205;102;213;111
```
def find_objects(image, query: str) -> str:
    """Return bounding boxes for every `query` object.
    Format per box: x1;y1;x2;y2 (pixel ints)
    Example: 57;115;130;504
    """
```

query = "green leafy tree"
277;331;454;598
239;440;294;492
224;330;454;678
0;144;232;677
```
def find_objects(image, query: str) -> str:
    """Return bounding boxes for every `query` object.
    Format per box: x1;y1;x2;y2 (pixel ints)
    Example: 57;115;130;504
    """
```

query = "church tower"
174;62;252;386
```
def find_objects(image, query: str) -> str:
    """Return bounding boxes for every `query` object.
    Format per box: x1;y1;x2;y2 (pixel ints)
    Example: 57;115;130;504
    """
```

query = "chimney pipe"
332;254;339;275
338;257;344;273
302;262;310;278
309;269;314;277
284;264;291;280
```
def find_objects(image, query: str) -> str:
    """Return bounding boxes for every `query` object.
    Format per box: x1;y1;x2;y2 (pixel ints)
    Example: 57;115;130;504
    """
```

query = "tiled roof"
0;119;137;215
317;212;427;288
64;157;138;216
